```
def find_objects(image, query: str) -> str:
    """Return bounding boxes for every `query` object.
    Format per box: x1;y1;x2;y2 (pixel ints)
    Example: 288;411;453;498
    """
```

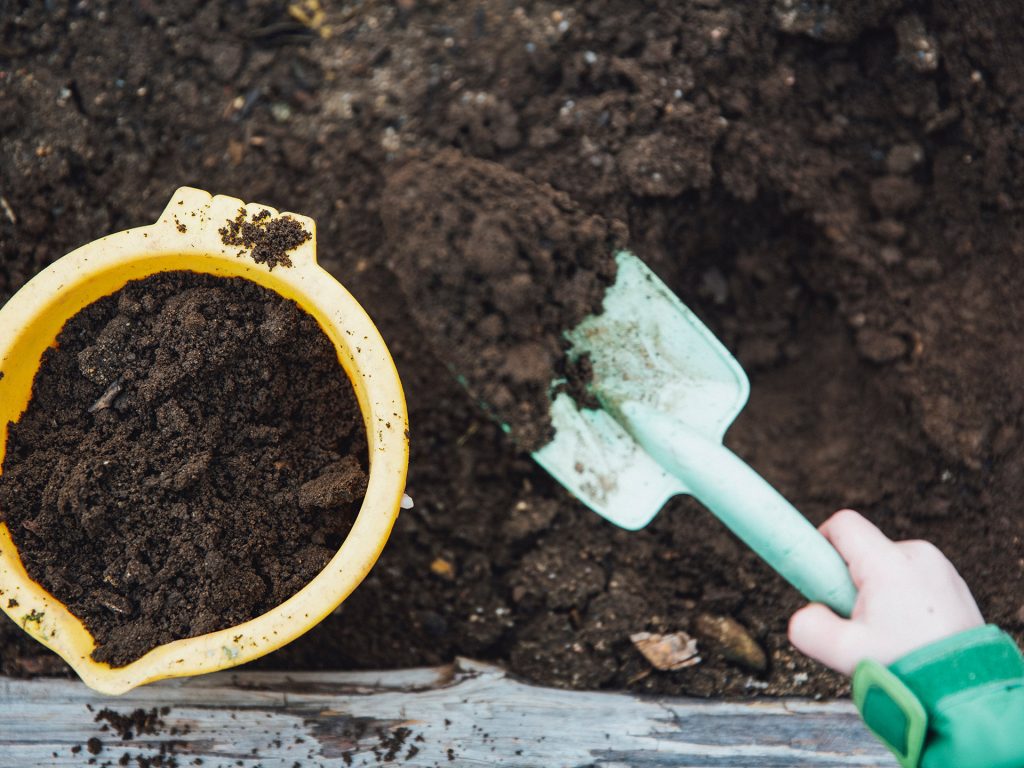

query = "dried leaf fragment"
630;631;701;671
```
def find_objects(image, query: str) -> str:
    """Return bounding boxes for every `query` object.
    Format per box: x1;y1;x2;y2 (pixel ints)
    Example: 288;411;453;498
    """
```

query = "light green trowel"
533;251;858;617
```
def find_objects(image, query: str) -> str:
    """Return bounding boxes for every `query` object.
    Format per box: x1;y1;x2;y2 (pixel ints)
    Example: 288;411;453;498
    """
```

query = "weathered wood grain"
0;659;895;767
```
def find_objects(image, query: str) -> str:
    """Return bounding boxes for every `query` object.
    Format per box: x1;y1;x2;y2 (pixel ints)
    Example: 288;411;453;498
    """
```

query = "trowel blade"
533;251;750;529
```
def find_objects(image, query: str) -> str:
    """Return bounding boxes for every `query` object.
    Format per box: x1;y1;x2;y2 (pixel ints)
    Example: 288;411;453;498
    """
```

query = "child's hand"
788;509;984;675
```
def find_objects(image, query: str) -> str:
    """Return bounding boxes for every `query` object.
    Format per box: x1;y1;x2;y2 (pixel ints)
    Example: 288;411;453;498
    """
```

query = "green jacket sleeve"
853;624;1024;768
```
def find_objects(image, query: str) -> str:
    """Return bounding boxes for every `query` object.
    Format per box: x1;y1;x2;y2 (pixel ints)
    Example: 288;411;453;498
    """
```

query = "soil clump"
219;207;311;270
0;272;367;666
383;150;623;450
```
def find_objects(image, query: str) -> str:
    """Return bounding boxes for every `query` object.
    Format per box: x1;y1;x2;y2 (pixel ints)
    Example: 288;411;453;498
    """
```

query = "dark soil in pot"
0;271;368;666
2;0;1023;697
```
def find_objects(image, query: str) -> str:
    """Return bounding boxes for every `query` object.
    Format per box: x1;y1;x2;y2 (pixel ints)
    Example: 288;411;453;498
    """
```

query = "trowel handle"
622;404;857;616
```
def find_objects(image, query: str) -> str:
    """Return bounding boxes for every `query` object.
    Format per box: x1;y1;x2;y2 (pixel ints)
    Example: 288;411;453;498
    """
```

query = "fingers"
819;509;896;586
792;514;986;675
898;539;946;564
788;603;866;676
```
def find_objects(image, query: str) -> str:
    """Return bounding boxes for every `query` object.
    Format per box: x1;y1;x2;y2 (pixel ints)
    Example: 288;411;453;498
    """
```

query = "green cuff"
854;625;1024;768
853;659;927;768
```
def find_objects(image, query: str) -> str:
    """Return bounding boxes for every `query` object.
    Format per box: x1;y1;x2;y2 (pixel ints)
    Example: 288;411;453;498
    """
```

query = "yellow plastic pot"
0;187;409;694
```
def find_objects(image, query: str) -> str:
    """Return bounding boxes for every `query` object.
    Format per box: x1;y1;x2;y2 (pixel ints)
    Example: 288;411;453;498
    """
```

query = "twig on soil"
0;195;16;225
88;378;124;414
232;87;262;123
246;21;316;45
626;668;652;685
94;590;132;615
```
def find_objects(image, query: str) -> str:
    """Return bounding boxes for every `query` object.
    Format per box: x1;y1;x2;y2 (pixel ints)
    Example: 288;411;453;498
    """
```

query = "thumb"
788;603;866;676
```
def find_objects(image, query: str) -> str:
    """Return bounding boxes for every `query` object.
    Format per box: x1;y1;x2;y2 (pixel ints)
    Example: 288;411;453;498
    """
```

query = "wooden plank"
0;659;895;767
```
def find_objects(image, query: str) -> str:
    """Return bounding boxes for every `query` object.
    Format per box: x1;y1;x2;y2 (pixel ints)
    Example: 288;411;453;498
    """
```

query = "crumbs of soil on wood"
91;707;189;768
219;207;311;269
95;706;171;740
373;726;412;762
130;748;181;768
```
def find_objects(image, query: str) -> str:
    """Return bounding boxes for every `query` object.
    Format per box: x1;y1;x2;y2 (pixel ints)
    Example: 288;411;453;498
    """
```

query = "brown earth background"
2;0;1024;698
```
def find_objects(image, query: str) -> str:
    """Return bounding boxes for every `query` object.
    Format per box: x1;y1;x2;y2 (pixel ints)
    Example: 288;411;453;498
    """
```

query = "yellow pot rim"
0;187;409;694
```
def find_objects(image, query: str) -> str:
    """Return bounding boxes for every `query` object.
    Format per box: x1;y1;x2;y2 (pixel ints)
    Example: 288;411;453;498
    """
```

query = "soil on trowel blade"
2;0;1024;700
383;150;624;451
0;272;367;666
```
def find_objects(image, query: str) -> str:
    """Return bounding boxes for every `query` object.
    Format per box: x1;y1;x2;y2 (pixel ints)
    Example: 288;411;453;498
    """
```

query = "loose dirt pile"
2;0;1023;697
384;149;623;451
0;272;367;665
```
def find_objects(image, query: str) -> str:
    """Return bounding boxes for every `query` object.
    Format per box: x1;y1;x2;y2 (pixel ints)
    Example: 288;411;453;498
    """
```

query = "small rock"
270;102;293;123
297;456;366;509
630;631;701;671
204;41;244;81
381;126;401;153
886;143;924;175
895;15;939;72
856;328;908;363
694;614;767;672
227;139;245;166
430;557;456;580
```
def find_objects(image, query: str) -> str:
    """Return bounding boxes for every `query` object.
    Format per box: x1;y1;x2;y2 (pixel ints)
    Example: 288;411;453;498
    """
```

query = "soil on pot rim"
0;271;368;666
219;207;312;270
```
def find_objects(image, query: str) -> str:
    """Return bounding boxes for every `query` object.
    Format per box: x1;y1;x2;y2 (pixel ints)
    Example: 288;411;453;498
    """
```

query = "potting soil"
2;0;1023;697
0;271;368;666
